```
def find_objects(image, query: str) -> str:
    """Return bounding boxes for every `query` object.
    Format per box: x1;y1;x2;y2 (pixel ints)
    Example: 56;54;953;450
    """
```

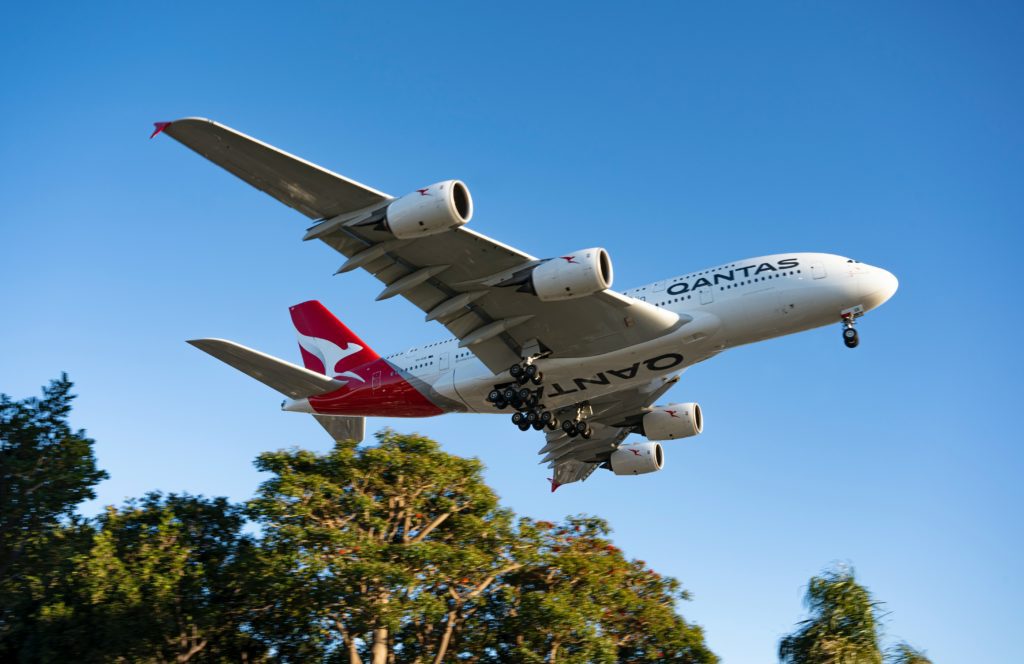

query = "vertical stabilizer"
289;301;381;382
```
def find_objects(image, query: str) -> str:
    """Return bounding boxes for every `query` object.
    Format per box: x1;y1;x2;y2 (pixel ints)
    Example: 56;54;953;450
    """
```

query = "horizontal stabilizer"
187;338;345;399
313;414;365;443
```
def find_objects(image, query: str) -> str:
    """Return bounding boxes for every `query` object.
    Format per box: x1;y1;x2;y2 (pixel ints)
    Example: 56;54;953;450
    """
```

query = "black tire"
487;389;501;402
579;425;592;440
510;364;523;378
525;364;538;378
518;388;532;401
562;419;577;436
547;418;560;431
540;410;552;423
518;422;531;432
494;399;507;410
526;395;539;408
843;328;857;341
517;374;529;385
526;410;538;423
531;372;544;385
532;421;546;431
511;412;524;425
845;337;860;349
502;387;516;402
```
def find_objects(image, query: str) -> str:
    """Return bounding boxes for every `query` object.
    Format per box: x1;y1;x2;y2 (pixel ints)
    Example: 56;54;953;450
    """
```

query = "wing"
159;119;683;372
540;372;683;488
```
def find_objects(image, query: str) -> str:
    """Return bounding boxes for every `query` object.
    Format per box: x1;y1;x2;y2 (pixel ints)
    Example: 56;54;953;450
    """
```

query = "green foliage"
0;375;108;656
0;379;721;662
28;493;263;662
887;642;932;664
779;566;884;664
467;516;717;663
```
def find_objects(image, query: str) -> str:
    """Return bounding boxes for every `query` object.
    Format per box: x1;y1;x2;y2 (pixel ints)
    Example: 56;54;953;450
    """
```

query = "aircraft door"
438;352;449;372
699;286;714;305
811;262;827;279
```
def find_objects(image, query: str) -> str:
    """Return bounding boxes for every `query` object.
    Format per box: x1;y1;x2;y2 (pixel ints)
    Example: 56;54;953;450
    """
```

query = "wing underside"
160;118;684;373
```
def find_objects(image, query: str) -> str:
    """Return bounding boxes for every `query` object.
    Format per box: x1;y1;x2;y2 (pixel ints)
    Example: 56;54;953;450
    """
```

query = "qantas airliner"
154;119;898;490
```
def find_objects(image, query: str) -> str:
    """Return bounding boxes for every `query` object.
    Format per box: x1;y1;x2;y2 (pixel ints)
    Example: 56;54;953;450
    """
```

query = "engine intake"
609;442;664;475
529;247;614;301
642;403;703;441
385;180;473;239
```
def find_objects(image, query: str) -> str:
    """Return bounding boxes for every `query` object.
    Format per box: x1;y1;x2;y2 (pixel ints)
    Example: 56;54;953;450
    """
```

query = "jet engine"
528;247;614;301
385;180;473;239
641;403;703;441
609;442;664;476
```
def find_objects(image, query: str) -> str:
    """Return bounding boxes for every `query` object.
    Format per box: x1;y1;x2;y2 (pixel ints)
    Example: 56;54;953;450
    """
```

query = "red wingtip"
548;478;561;493
150;121;172;139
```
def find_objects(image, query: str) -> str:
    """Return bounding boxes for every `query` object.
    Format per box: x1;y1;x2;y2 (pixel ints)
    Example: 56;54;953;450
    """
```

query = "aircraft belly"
452;312;723;413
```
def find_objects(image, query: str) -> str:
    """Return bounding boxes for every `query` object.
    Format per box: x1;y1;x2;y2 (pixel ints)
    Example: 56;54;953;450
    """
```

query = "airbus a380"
154;119;898;491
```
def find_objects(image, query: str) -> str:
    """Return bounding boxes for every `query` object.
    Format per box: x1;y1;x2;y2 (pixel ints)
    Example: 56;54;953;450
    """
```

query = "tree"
247;433;717;663
887;642;932;664
779;566;884;664
465;517;716;663
0;375;108;655
27;492;264;662
247;430;522;663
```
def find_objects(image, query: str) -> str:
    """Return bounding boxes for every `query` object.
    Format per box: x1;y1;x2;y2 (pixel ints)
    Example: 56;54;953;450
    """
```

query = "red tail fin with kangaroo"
288;300;443;418
289;300;380;382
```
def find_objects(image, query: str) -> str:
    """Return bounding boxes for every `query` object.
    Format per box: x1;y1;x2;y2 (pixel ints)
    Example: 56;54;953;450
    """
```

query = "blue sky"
2;2;1022;661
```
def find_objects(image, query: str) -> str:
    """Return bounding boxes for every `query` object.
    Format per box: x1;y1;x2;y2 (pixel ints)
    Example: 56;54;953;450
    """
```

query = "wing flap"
162;118;389;219
187;338;345;399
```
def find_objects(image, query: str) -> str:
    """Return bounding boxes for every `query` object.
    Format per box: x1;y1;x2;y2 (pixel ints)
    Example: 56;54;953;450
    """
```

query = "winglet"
150;121;173;139
548;477;562;493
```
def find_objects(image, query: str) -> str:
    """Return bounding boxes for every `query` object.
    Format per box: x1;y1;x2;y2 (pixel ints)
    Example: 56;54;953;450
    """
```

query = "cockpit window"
846;259;861;263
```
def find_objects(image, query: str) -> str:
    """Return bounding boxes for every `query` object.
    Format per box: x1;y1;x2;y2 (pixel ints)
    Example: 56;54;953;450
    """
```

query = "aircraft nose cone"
862;268;899;309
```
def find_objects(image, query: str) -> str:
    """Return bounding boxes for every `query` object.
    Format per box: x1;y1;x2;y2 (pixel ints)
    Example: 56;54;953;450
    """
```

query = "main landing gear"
486;360;558;433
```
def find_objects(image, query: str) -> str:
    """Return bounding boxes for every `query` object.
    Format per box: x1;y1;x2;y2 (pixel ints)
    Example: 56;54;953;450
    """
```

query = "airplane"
153;118;899;491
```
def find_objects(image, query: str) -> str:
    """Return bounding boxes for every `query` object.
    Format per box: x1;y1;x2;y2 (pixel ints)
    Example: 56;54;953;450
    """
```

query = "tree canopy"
0;379;718;663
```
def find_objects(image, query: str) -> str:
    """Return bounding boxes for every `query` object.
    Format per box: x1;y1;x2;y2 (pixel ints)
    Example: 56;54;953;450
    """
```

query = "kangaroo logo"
296;333;366;383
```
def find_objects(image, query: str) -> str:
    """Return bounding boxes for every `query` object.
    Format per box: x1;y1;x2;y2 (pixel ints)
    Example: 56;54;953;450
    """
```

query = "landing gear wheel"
525;364;538;379
532;421;546;431
540;411;552;424
518;422;531;432
511;412;525;425
843;326;859;348
487;389;501;403
510;364;524;379
525;395;539;409
502;387;517;402
546;417;560;431
526;410;538;423
579;425;592;440
493;399;507;410
518;388;532;402
562;419;577;436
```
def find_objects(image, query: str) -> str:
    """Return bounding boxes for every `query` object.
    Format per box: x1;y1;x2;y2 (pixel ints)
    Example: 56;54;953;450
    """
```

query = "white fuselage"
373;252;898;415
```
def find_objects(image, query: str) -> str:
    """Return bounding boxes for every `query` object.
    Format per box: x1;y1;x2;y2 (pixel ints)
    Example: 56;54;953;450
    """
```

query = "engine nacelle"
530;247;613;301
385;180;473;239
609;442;664;476
642;403;703;441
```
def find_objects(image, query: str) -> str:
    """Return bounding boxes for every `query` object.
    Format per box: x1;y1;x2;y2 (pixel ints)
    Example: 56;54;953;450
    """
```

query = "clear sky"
2;2;1022;661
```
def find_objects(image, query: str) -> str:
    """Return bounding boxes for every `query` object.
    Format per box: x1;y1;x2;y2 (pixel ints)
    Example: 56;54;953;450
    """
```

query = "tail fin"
289;301;381;382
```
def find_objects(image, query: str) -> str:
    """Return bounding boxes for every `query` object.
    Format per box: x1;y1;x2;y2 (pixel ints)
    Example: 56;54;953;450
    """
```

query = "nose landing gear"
840;310;861;349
